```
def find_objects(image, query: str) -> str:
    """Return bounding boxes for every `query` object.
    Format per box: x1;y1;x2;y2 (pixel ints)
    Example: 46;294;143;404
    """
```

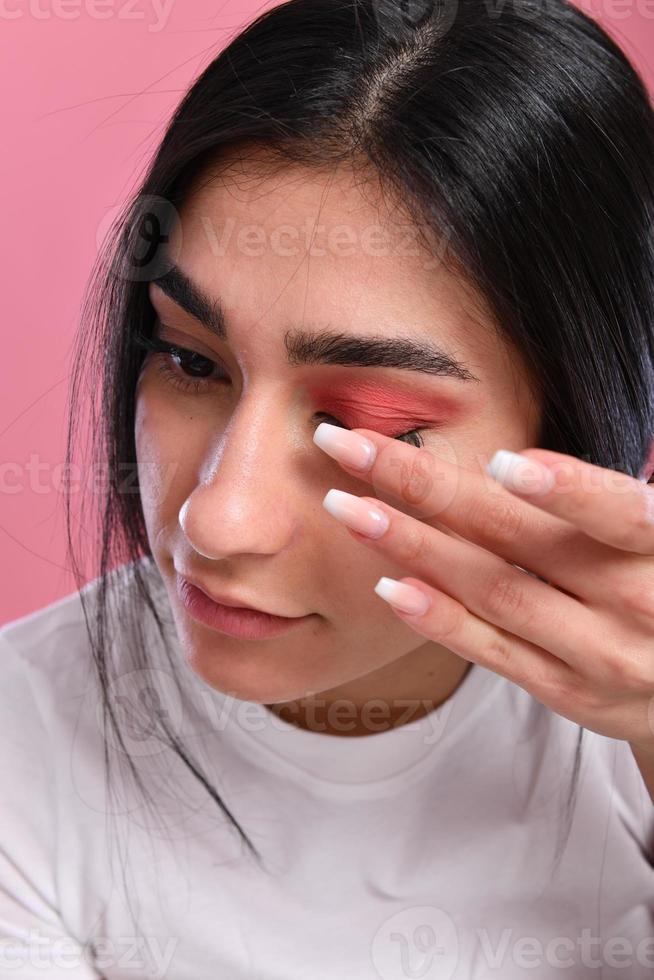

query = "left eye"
313;413;425;448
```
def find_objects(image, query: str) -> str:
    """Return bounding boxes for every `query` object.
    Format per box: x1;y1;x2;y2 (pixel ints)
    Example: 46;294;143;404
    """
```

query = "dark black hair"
65;0;654;880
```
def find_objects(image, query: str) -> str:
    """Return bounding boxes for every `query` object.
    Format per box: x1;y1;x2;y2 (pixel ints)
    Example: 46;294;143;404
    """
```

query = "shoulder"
1;553;159;658
1;582;90;674
0;581;92;732
0;566;160;980
0;556;161;733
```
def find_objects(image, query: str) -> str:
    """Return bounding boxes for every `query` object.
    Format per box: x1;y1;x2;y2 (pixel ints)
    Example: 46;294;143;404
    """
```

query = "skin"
134;150;544;737
311;430;654;801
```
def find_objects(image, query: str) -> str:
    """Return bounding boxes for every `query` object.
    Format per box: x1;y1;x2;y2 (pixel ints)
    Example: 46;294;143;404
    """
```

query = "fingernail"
374;576;431;616
313;422;377;471
321;489;390;538
486;450;555;494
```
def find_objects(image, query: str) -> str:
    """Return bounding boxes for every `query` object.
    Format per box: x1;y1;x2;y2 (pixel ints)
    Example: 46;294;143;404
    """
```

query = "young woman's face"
134;154;541;708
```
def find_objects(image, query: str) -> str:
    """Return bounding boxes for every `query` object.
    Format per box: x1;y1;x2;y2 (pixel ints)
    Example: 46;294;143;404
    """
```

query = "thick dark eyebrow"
150;263;481;383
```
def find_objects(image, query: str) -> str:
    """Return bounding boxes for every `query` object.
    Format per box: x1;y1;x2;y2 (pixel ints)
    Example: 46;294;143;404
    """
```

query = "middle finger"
322;487;604;680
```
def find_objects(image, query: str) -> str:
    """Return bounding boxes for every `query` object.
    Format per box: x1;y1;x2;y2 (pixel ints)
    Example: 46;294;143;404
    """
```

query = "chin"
176;629;321;705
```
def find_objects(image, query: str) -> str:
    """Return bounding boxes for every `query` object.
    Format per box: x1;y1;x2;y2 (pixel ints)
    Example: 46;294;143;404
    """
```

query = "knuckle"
540;673;579;710
593;628;654;690
597;645;630;686
395;447;438;508
395;522;432;566
604;648;654;691
479;570;532;624
611;519;648;553
553;487;587;523
612;574;654;623
434;601;467;645
468;493;525;545
384;443;435;507
484;635;518;678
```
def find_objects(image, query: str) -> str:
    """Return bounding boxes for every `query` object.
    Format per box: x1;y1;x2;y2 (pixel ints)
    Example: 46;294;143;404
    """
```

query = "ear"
641;435;654;483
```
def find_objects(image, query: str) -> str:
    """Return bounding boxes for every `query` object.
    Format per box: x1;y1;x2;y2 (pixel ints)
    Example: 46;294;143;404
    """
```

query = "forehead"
164;153;507;380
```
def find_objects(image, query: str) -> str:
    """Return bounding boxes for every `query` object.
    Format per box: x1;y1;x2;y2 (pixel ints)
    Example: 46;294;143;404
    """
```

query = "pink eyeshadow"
307;379;461;435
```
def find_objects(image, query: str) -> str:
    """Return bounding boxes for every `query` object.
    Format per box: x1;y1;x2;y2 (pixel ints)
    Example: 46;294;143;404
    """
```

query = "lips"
175;574;315;640
175;571;301;619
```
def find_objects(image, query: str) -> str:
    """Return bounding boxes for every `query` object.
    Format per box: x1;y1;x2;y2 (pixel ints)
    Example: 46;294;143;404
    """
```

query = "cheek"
316;528;422;636
134;385;201;516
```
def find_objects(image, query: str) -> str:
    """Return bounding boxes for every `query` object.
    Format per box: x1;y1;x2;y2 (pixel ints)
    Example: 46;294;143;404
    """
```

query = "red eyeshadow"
306;378;460;435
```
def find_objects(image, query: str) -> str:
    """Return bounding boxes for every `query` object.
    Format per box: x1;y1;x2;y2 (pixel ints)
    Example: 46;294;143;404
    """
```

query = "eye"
133;333;228;395
133;331;430;447
312;413;425;448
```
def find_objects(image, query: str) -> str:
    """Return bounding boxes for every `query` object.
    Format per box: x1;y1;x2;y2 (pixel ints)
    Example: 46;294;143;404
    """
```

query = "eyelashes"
312;413;424;448
133;332;229;395
132;331;427;447
133;331;232;398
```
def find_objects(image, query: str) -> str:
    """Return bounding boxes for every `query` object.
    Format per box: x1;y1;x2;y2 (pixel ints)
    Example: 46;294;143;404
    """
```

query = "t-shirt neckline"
214;661;507;795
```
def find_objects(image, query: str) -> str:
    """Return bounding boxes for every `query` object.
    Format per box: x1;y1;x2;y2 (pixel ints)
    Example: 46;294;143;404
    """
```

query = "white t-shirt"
0;556;652;980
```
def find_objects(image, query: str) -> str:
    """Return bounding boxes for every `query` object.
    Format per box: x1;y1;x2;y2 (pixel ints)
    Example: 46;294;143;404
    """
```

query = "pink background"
1;0;653;625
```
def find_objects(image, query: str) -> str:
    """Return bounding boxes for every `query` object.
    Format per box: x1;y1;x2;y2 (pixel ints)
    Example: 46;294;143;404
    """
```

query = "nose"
178;397;310;560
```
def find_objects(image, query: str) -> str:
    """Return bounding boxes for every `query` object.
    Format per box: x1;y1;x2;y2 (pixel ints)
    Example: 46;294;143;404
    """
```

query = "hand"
314;423;654;755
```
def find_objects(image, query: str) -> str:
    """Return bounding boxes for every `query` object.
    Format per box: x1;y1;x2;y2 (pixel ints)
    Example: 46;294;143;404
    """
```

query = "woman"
1;0;653;976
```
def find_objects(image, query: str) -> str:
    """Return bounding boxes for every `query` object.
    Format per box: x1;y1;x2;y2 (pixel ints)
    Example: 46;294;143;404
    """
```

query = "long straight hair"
65;0;654;875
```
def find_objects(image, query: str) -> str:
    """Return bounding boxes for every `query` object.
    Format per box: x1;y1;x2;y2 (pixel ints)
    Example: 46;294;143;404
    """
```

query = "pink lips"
175;574;315;640
182;574;272;613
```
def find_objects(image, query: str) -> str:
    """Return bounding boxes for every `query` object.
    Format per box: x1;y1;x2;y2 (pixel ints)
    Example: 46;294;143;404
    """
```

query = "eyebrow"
150;263;481;383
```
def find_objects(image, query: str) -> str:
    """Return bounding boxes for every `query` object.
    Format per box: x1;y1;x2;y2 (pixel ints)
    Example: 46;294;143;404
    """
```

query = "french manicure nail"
374;576;431;616
486;450;555;494
321;488;389;538
313;422;377;471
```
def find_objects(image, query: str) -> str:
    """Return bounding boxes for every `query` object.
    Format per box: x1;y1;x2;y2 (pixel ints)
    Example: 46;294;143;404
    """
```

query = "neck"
266;644;472;737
